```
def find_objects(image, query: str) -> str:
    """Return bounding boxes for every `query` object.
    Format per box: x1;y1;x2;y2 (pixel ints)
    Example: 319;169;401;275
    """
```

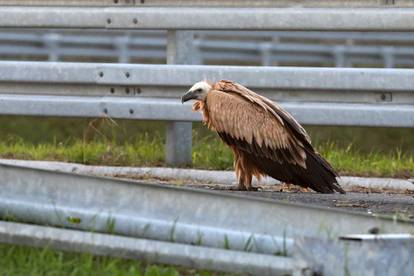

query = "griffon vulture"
181;80;345;194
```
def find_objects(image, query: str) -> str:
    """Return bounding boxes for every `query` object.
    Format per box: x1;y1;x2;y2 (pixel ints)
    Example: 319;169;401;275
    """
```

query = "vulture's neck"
192;99;213;130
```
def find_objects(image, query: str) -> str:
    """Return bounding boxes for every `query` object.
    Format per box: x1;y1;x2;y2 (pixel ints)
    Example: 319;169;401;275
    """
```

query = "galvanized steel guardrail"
3;61;414;90
1;62;414;164
0;163;413;275
0;221;303;276
2;0;414;7
3;162;413;241
0;61;413;125
2;30;414;68
1;6;414;31
0;2;413;166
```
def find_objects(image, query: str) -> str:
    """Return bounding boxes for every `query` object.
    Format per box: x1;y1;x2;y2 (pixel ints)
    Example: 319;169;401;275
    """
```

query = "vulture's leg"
235;174;248;191
240;172;258;191
241;153;260;191
229;149;259;191
221;172;258;191
234;154;258;191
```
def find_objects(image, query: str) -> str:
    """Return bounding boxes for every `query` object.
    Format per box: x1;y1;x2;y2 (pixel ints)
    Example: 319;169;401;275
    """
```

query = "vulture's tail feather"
219;132;345;193
303;148;345;194
245;148;345;194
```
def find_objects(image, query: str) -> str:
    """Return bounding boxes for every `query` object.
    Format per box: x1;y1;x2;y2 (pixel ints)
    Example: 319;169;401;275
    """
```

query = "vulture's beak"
181;90;195;103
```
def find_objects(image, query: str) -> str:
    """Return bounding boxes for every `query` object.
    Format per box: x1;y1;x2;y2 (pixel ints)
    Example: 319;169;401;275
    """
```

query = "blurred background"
1;29;413;176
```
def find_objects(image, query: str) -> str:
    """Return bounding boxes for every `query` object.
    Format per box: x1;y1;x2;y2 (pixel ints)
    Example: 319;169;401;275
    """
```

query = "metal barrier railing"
1;2;414;166
2;30;414;67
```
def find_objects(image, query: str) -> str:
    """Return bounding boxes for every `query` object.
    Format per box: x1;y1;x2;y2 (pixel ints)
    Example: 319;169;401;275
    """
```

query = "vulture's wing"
213;80;311;145
208;80;344;193
210;80;309;167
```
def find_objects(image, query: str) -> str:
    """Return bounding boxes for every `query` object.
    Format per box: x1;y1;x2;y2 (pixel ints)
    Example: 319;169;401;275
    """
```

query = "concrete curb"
0;159;413;191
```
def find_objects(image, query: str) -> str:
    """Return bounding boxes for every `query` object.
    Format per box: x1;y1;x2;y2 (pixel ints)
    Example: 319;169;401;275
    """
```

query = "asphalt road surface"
231;190;413;218
201;183;414;221
118;175;414;221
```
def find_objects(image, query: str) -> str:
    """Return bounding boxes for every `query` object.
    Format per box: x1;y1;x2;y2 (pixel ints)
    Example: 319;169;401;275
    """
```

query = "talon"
229;185;247;191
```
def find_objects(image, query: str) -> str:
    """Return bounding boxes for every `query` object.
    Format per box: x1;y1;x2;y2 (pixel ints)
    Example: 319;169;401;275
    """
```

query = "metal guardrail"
4;159;413;243
0;221;303;276
2;30;414;67
2;95;413;128
2;0;414;7
0;163;413;275
3;61;414;91
1;62;414;163
1;7;414;31
0;62;413;122
1;2;413;165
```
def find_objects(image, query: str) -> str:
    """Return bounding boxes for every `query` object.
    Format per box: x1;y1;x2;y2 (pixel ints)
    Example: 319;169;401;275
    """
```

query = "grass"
0;244;221;276
0;131;412;178
318;143;413;178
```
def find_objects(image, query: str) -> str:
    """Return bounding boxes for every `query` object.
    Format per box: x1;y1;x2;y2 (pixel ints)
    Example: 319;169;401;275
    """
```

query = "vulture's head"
181;81;212;103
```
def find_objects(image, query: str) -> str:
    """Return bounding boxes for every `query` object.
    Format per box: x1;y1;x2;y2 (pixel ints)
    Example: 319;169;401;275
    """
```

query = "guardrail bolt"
129;109;134;114
110;88;115;94
125;87;130;94
113;0;119;3
133;18;138;24
378;92;392;102
107;18;112;24
99;72;104;77
125;72;130;78
103;108;108;114
135;87;141;94
368;227;380;234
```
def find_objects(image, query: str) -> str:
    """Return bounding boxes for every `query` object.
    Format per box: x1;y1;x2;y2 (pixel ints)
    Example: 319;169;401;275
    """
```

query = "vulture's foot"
232;184;260;191
208;185;260;191
244;186;260;191
279;183;311;193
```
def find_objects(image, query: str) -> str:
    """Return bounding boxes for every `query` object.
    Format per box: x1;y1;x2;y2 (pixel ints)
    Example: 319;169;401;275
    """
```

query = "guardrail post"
116;36;130;63
260;42;273;66
165;31;196;166
382;47;395;68
44;33;60;62
334;46;346;67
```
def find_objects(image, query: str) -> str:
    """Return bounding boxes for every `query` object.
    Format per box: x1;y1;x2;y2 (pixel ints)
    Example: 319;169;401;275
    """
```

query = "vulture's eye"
195;88;202;93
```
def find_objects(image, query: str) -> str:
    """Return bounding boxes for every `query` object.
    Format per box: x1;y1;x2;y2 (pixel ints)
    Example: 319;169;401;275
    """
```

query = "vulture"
181;80;345;194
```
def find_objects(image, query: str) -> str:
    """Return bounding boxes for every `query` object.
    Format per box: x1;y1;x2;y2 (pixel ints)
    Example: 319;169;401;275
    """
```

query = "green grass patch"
317;143;413;178
0;134;165;167
0;133;412;177
0;243;222;276
0;116;412;177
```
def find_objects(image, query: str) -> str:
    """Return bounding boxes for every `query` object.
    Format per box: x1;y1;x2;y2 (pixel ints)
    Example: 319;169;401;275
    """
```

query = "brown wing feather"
205;80;344;194
207;83;306;167
213;80;311;146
